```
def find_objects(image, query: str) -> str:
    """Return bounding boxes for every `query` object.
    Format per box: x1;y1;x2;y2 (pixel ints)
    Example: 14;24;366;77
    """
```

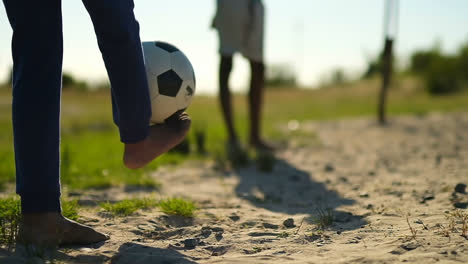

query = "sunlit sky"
1;0;467;94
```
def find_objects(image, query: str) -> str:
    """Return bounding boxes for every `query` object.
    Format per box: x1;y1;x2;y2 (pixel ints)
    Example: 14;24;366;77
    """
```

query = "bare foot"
123;112;191;169
18;213;109;247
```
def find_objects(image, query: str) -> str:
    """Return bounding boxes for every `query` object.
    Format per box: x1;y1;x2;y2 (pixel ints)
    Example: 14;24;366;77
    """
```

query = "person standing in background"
212;0;273;152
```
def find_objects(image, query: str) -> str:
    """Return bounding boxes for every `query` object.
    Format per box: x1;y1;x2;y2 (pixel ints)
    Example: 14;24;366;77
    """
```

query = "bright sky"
1;0;467;94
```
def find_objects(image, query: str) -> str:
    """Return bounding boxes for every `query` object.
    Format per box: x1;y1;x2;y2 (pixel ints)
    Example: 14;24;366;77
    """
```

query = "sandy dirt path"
1;112;467;263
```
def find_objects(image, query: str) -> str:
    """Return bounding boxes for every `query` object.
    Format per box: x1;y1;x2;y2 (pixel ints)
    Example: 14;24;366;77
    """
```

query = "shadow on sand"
234;157;367;231
110;242;197;264
1;242;197;264
0;242;108;264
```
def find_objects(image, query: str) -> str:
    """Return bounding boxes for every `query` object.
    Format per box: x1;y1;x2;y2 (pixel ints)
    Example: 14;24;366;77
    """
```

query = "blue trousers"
2;0;151;213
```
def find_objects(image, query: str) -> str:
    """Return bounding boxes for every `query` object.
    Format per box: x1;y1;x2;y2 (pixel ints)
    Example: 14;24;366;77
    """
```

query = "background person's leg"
82;0;151;144
219;55;238;143
248;60;271;150
3;0;63;213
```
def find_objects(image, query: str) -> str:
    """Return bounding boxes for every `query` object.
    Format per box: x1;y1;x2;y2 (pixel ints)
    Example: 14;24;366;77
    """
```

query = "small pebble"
215;232;223;241
262;223;279;229
201;228;212;238
454;202;468;209
324;163;335;172
359;192;369;198
229;215;240;221
212;227;224;233
283;218;295;228
183;238;199;248
454;183;466;194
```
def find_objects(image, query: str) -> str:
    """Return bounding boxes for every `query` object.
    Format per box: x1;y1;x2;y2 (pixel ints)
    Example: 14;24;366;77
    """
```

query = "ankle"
22;212;61;224
249;137;261;145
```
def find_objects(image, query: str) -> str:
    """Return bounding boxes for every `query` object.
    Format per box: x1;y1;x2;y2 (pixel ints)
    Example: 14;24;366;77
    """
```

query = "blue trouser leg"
3;0;63;213
3;0;150;213
82;0;151;143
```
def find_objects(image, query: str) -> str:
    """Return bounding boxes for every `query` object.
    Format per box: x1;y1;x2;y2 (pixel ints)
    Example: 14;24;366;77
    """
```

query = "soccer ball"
142;41;196;124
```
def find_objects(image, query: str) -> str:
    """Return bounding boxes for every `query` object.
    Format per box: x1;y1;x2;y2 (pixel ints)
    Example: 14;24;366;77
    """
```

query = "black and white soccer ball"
142;41;196;124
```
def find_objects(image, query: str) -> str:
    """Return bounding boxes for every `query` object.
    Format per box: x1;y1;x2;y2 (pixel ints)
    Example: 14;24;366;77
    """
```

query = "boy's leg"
81;0;151;143
82;0;191;169
4;0;63;214
3;0;108;246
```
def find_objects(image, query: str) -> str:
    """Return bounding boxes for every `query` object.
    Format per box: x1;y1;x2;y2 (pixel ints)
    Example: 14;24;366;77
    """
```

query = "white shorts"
212;0;264;62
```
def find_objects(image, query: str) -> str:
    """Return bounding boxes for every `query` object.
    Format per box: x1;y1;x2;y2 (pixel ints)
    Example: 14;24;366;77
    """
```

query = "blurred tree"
362;57;382;79
2;69;89;91
266;64;297;88
319;68;349;88
62;72;88;91
62;72;76;88
409;43;441;74
408;40;467;95
93;81;111;91
458;42;468;81
2;67;13;89
330;68;346;85
362;50;399;80
424;55;461;94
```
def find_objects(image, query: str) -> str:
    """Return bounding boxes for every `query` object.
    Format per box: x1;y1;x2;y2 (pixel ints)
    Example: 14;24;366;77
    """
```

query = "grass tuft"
314;208;334;230
0;197;20;250
100;198;158;217
406;216;418;241
62;199;81;222
158;197;196;217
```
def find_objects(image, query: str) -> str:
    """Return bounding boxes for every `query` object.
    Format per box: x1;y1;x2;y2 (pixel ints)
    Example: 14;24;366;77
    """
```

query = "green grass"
100;197;158;216
61;199;81;222
158;197;196;217
0;197;20;249
0;196;81;249
1;77;468;191
99;197;195;217
313;208;334;230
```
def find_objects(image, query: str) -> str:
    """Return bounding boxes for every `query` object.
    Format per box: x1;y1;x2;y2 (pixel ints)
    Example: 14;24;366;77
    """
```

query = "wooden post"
378;37;393;124
378;0;399;125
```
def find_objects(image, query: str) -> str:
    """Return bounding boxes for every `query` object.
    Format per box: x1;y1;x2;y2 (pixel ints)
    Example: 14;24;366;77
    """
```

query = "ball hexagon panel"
155;41;180;53
157;70;183;98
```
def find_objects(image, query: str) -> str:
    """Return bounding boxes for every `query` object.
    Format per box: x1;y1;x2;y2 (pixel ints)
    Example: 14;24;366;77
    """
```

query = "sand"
1;112;467;263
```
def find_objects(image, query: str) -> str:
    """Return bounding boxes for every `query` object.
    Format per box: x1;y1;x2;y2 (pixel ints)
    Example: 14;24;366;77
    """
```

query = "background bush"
409;41;468;95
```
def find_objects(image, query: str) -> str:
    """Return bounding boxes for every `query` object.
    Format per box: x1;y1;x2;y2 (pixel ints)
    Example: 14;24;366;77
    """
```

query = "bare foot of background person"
123;112;191;169
250;139;275;152
18;213;109;247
